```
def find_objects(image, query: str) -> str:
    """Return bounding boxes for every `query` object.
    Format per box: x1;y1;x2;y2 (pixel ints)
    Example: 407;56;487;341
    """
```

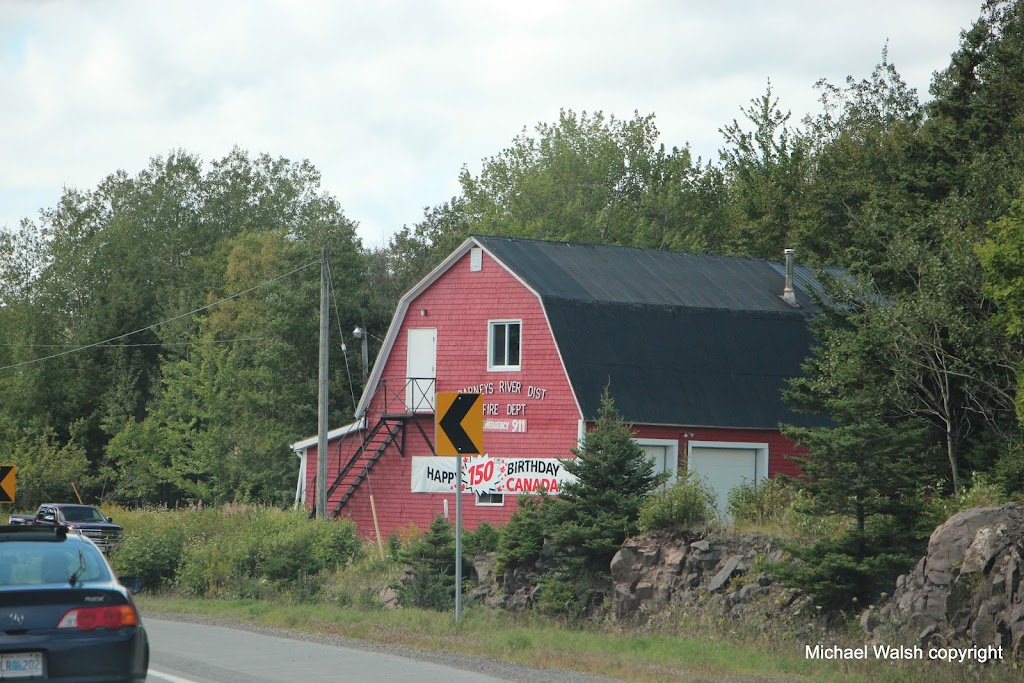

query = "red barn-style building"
292;236;830;540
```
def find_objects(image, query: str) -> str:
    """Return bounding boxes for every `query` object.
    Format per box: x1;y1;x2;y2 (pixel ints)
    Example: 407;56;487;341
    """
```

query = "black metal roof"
474;236;829;429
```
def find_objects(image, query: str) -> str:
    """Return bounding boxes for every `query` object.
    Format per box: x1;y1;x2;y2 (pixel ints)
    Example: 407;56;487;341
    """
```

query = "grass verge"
135;594;1022;683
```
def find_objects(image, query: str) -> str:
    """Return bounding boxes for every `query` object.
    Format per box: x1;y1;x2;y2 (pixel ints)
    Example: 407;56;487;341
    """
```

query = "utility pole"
316;246;329;520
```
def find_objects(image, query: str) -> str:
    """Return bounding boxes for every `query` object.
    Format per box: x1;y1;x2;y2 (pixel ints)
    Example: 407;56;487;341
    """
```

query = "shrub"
393;522;422;545
398;516;469;611
463;522;500;557
922;473;1012;524
778;489;850;540
536;574;594;622
496;495;552;573
727;477;798;526
113;505;361;598
173;507;260;597
176;536;243;598
319;550;405;609
385;534;403;560
638;470;717;533
256;517;362;582
957;472;1008;510
109;507;188;590
772;517;918;612
994;441;1024;496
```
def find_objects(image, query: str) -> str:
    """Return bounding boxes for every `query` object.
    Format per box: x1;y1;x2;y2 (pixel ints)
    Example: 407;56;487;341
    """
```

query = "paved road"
144;618;512;683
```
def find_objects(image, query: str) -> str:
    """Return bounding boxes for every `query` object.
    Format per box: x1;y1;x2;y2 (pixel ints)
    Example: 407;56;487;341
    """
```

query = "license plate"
0;652;43;679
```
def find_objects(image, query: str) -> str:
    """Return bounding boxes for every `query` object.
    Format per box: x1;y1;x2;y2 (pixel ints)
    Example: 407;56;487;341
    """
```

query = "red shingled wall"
307;247;582;540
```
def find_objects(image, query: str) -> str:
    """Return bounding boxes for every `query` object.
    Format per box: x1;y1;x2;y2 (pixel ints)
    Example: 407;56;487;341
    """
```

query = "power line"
325;258;358;413
0;338;267;348
0;260;318;374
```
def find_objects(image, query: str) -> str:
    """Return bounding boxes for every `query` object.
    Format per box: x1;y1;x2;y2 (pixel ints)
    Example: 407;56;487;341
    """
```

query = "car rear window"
0;541;112;586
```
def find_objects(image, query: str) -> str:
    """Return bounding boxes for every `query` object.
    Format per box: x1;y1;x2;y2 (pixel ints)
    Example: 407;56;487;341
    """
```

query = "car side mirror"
106;517;113;523
43;515;55;522
119;576;144;594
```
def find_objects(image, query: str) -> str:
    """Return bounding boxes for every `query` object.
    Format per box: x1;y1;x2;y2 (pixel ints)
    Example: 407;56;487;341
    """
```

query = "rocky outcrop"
455;531;815;630
467;555;546;611
483;565;544;611
608;532;813;629
385;503;1024;663
870;504;1024;659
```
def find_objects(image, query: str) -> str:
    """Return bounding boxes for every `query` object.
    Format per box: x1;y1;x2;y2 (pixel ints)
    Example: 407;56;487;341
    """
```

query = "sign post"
435;392;483;622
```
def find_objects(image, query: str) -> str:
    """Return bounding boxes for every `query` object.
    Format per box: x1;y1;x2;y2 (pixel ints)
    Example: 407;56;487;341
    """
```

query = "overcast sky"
1;1;983;247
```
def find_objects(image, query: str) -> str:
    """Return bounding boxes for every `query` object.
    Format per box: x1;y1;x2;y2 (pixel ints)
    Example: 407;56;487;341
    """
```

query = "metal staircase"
327;417;404;518
327;377;436;518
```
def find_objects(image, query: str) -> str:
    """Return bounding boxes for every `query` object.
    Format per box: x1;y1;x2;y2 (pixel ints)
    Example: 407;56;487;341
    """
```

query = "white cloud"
0;0;982;245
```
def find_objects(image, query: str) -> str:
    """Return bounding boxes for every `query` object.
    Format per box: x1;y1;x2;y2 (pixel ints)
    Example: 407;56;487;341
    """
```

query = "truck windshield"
59;506;107;523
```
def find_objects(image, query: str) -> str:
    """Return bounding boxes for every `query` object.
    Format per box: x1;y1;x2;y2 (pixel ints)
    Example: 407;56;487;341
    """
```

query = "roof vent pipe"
781;248;799;307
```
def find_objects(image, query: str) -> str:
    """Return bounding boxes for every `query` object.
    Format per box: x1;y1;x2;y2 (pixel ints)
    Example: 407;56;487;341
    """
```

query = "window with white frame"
476;492;504;506
488;320;521;370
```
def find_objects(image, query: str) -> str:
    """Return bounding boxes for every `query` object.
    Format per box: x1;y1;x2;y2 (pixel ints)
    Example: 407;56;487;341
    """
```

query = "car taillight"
57;605;139;631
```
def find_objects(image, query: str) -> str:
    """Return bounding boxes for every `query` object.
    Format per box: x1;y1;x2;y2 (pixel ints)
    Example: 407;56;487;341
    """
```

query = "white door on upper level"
406;328;436;411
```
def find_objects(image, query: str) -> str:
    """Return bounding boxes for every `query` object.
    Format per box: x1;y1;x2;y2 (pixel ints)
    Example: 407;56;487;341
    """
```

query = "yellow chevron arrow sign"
0;465;14;503
435;392;483;456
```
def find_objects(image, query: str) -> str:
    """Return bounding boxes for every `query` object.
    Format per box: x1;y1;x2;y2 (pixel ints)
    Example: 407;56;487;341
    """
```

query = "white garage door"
689;445;760;516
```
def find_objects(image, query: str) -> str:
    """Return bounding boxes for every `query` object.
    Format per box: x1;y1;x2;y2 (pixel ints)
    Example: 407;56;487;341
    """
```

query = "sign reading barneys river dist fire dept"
411;456;577;494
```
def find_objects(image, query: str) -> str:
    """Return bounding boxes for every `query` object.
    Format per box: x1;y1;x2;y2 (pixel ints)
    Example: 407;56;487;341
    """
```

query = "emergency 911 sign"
435;392;484;456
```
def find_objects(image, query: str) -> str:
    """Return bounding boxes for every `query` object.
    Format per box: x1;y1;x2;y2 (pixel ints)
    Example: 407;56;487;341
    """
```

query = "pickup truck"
9;503;124;554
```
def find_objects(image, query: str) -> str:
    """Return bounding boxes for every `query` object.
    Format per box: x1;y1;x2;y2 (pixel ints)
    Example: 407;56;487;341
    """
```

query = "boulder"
379;586;400;609
472;554;497;584
872;504;1024;658
708;555;742;593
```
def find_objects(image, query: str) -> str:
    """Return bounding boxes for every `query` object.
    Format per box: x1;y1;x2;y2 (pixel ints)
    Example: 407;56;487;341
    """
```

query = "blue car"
0;525;148;682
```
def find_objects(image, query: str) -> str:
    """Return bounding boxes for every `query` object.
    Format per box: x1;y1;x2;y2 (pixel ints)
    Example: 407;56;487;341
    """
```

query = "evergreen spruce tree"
398;516;470;611
779;416;931;611
538;390;660;617
778;283;934;611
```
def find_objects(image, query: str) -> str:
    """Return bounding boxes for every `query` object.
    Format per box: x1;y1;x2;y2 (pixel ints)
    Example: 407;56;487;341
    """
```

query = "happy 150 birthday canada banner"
410;455;577;495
